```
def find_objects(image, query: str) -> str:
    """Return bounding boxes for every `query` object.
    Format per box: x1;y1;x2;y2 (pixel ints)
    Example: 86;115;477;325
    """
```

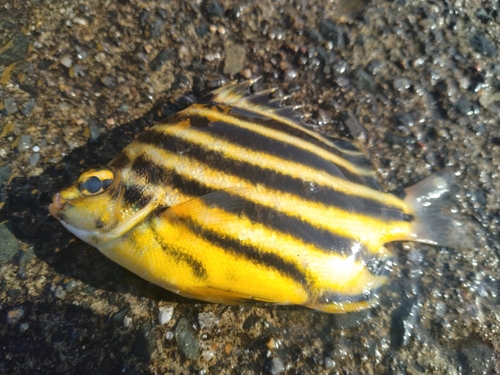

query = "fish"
48;79;472;313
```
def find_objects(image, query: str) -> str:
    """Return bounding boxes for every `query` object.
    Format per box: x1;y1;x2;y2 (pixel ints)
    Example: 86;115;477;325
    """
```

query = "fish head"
49;166;134;247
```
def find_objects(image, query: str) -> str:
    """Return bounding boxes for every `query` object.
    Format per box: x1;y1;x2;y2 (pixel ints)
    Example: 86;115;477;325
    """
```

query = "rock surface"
0;0;499;374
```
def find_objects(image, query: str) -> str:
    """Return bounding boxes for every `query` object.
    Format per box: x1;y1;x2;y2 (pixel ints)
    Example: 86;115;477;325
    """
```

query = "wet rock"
0;33;29;65
18;134;32;152
223;44;246;75
4;97;18;115
175;316;200;360
20;98;36;117
0;222;20;262
147;19;164;39
319;19;343;48
351;70;377;93
263;357;285;375
475;8;492;24
458;337;494;375
469;31;496;57
203;0;224;18
390;297;420;349
149;48;176;71
171;74;191;90
133;321;156;361
454;98;478;116
0;164;12;186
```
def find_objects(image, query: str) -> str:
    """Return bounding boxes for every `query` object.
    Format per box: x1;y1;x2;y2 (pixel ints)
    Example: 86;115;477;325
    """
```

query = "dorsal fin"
197;79;379;188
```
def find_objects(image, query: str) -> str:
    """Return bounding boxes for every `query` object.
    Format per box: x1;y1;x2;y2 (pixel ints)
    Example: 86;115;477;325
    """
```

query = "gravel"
0;0;499;374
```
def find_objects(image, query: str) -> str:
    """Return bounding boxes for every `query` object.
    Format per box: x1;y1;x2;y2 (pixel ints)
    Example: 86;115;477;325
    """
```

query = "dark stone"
20;98;36;117
319;19;344;48
17;247;35;264
133;321;156;361
469;31;496;57
351;69;377;93
149;48;176;71
0;222;20;262
175;316;200;360
203;0;225;18
475;8;492;23
0;164;12;186
195;24;209;37
458;337;495;375
0;33;30;65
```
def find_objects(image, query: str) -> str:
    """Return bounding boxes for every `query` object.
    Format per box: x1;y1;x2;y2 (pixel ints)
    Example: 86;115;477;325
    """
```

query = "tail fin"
404;170;477;250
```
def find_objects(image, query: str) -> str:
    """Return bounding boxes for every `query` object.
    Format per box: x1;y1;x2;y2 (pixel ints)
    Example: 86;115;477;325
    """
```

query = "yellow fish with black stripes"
49;79;472;313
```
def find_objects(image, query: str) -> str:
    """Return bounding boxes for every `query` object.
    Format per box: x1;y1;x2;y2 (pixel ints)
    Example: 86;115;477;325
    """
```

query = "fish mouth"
48;193;66;220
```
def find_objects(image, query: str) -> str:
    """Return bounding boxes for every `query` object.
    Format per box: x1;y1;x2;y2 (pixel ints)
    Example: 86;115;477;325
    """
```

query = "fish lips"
48;192;66;220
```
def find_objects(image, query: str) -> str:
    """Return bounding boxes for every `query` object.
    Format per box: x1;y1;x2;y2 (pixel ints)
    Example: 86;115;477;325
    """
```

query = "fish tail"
404;170;477;249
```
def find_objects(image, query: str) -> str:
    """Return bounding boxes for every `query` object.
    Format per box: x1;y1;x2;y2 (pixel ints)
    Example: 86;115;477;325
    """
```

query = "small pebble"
117;103;129;113
158;305;174;325
201;349;214;362
324;356;335;369
393;78;412;91
54;285;67;299
21;99;36;117
60;56;73;68
29;152;40;166
263;357;285;375
18;134;32;152
166;331;174;340
123;316;133;327
19;322;29;332
4;98;18;115
73;17;88;25
7;307;25;325
64;279;79;292
197;312;220;330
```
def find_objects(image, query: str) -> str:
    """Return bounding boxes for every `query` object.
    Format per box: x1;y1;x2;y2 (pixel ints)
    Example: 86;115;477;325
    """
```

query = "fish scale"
49;79;473;313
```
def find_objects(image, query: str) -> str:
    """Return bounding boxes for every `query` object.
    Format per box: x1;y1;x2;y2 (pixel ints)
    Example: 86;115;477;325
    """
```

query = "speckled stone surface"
1;0;499;374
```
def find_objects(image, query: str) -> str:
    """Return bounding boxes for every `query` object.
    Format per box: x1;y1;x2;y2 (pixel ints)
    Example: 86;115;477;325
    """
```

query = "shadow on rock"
0;95;196;303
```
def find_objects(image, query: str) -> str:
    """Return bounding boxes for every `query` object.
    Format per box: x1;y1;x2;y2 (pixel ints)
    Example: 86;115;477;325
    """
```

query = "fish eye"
80;176;102;194
78;168;114;196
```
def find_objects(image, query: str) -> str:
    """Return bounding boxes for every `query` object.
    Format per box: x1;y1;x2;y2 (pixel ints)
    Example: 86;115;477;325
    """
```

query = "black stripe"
227;107;373;170
131;153;214;197
131;154;170;185
183;216;310;288
144;223;208;280
123;184;153;209
197;190;359;256
136;129;406;222
109;151;131;169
